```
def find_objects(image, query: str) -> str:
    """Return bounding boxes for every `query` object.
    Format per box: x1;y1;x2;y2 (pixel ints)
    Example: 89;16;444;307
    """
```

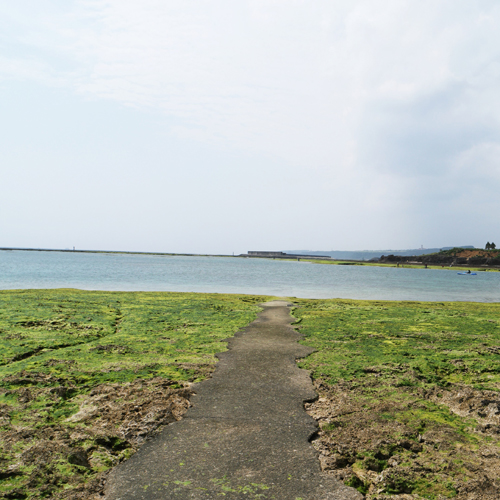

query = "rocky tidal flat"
0;291;500;499
293;299;500;499
0;290;265;499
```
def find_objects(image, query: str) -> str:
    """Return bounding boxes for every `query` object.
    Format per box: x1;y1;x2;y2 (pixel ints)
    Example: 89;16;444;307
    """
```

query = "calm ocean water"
0;250;499;302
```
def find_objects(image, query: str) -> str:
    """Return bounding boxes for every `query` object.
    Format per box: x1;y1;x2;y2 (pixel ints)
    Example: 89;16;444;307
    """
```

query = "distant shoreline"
0;247;233;258
3;247;499;270
0;248;330;260
304;258;500;272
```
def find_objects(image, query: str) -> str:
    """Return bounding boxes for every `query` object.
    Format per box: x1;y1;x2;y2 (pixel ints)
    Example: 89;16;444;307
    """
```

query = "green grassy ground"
0;290;269;499
292;299;500;498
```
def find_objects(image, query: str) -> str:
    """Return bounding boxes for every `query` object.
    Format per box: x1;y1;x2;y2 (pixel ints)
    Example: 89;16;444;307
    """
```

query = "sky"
1;0;500;254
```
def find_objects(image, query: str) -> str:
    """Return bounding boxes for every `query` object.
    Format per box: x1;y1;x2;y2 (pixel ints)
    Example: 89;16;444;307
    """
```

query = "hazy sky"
2;1;500;254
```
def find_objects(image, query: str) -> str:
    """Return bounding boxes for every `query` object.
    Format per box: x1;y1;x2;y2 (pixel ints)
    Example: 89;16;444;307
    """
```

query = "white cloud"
68;2;500;166
2;1;500;162
454;142;500;185
2;0;500;249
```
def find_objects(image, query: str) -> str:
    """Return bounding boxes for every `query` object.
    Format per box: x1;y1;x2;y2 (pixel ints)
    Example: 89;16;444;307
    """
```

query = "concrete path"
105;301;362;500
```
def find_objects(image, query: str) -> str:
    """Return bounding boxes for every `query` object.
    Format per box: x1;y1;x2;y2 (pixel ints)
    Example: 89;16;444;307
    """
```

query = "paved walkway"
105;301;362;500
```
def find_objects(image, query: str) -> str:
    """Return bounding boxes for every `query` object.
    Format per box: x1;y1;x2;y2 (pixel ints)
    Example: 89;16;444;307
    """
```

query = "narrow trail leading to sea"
104;301;362;500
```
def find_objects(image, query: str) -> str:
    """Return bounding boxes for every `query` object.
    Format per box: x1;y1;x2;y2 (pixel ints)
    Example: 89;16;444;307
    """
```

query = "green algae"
0;289;267;385
0;289;269;499
292;299;500;389
293;298;500;498
3;291;500;499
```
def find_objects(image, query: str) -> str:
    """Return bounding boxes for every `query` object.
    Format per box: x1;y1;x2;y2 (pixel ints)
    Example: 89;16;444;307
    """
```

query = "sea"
0;250;499;302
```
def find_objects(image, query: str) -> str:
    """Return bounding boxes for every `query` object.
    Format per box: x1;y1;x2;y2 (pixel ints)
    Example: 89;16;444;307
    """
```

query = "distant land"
0;247;227;257
284;246;474;261
0;246;477;261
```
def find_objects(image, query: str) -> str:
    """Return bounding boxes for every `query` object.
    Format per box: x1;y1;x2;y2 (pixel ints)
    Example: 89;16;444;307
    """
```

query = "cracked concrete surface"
104;300;362;500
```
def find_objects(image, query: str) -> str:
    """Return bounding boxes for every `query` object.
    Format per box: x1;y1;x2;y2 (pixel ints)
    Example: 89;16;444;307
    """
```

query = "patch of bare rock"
0;378;193;500
306;379;500;499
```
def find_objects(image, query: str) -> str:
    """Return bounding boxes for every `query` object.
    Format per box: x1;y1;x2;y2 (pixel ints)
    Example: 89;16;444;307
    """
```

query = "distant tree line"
485;242;496;250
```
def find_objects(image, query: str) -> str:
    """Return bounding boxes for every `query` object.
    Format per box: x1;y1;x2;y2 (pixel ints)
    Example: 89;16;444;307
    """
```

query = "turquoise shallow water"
0;250;499;302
